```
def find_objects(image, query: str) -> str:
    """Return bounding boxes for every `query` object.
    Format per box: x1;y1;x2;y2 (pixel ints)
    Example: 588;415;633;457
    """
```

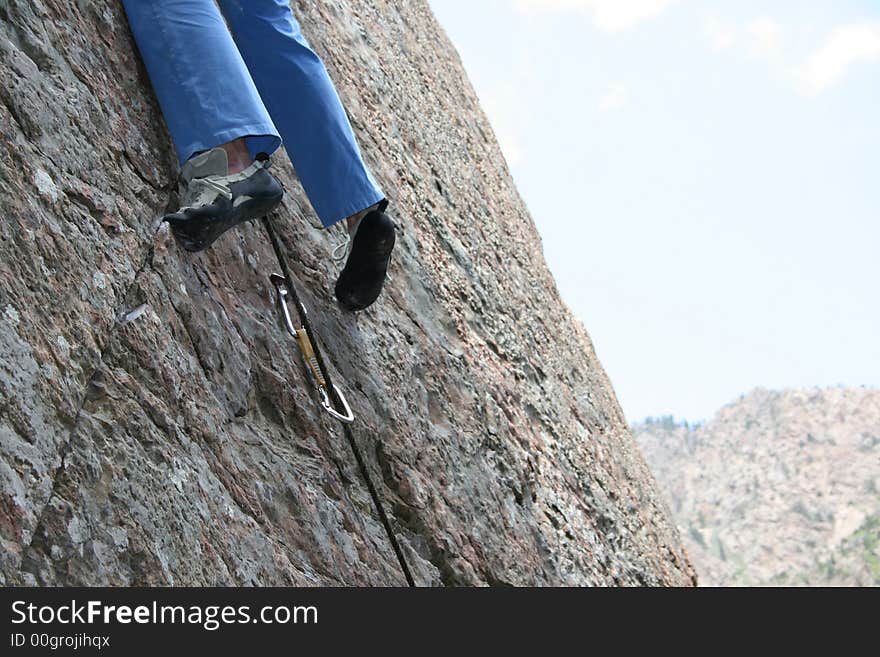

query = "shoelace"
197;177;233;199
331;222;353;265
181;159;272;210
179;176;233;211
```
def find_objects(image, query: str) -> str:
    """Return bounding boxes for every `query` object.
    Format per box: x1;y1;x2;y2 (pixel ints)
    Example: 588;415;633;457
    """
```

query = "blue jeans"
122;0;385;227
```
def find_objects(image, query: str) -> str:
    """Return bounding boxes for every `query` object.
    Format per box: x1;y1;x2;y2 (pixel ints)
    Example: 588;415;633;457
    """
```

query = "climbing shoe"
333;202;396;311
164;148;284;252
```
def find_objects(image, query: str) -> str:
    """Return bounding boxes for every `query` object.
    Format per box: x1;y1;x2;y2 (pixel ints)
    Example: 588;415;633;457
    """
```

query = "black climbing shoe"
334;204;396;312
164;148;283;252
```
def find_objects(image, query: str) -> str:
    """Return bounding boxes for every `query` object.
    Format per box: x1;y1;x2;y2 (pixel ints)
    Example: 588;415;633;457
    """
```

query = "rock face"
0;0;693;586
635;388;880;586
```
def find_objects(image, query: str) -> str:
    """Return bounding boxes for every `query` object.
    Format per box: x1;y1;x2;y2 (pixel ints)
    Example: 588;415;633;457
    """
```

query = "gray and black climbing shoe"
333;201;395;312
164;148;284;252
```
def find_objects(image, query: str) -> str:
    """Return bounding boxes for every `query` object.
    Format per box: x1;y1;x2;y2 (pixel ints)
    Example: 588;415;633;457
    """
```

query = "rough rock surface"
0;0;694;586
635;387;880;586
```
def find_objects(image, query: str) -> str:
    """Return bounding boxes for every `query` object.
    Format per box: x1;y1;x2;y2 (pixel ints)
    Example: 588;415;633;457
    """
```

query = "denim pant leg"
216;0;385;227
122;0;281;166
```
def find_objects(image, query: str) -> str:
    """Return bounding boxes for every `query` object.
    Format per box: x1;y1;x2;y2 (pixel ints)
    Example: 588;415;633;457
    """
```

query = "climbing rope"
261;214;416;587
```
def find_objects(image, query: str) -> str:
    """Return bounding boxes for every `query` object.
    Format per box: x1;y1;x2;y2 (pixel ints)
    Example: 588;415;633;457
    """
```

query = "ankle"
220;138;253;174
345;202;381;233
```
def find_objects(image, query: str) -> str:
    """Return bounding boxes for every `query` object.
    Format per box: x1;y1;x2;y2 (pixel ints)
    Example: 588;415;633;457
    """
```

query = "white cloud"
599;83;630;112
747;16;783;60
703;14;736;53
701;14;784;61
495;128;526;166
515;0;682;33
481;87;527;166
795;22;880;96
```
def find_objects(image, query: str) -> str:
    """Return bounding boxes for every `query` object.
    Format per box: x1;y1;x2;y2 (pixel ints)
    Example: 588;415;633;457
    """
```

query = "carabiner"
320;384;355;424
269;273;356;424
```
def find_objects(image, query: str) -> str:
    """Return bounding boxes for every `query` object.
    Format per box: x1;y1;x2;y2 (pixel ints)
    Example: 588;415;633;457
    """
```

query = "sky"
428;0;880;422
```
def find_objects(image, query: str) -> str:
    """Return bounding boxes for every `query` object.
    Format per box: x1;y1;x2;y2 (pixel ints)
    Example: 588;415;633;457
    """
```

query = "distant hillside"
634;388;880;586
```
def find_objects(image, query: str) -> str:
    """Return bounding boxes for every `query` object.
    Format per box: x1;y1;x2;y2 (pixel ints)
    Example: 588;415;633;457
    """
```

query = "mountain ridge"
635;386;880;585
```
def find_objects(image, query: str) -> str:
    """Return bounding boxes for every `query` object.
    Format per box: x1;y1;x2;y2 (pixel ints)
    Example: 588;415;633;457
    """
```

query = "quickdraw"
269;273;354;423
260;214;416;587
